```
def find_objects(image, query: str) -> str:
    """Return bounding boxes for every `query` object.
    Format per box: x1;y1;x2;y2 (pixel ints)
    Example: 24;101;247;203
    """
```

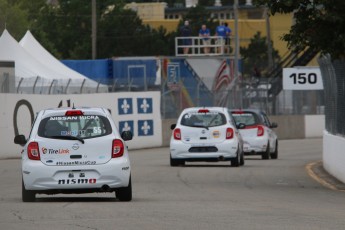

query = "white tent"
19;30;88;81
0;29;71;80
0;29;107;94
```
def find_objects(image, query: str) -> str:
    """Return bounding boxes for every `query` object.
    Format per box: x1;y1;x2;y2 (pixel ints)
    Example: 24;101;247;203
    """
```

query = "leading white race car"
170;107;245;167
14;107;133;202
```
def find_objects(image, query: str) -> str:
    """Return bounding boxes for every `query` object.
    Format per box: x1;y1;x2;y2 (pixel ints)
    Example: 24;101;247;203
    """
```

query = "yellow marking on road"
306;161;345;192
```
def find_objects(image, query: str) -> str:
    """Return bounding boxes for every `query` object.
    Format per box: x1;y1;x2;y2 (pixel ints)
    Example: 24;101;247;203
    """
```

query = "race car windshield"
231;112;258;126
37;115;112;139
181;112;226;128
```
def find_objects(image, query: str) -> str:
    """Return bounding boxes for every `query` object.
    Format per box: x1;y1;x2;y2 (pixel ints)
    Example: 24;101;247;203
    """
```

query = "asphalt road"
1;138;344;230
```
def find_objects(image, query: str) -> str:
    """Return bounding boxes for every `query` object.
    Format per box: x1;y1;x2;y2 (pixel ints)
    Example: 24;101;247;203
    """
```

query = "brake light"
173;128;181;140
112;139;124;158
226;128;234;139
198;109;209;113
27;142;40;160
65;110;83;116
257;125;264;136
232;110;244;114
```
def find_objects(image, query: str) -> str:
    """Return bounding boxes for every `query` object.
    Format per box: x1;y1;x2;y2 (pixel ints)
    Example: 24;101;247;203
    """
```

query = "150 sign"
283;67;324;90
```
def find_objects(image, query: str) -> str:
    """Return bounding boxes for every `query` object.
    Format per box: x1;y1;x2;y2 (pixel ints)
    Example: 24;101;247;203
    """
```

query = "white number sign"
283;67;324;90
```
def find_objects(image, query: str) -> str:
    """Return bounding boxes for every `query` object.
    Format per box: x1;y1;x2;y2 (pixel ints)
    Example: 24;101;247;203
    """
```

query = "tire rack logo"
42;148;70;154
42;147;47;154
58;178;97;185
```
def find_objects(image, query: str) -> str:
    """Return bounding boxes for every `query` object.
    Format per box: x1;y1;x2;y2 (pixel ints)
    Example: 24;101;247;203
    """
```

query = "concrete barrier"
323;131;345;184
162;115;325;146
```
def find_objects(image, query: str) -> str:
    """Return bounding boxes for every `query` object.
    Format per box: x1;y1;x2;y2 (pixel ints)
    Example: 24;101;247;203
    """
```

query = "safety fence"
161;79;324;118
318;54;345;136
1;59;326;119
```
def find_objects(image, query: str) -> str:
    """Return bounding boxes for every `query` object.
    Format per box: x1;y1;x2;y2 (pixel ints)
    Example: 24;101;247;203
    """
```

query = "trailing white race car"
14;107;133;202
170;107;245;167
230;109;278;160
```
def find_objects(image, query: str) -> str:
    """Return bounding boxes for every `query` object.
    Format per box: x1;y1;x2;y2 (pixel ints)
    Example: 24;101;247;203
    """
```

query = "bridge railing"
175;36;233;57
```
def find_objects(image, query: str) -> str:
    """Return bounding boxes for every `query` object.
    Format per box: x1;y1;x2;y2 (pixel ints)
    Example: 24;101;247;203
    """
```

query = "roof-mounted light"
198;109;209;113
65;110;84;116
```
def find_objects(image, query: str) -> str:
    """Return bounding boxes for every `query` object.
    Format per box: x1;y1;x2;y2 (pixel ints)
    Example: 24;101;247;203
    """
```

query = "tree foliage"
17;0;176;59
177;5;219;37
254;0;345;59
0;0;30;40
240;32;280;79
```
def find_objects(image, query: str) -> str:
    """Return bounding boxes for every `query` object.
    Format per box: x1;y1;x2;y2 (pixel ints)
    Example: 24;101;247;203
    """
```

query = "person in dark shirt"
180;20;192;55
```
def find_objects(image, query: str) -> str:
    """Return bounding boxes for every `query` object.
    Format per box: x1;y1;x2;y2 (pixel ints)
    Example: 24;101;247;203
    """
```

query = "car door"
260;112;277;151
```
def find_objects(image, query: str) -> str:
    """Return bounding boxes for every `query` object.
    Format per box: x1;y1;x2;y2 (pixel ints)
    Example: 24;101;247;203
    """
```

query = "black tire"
270;141;278;159
116;177;132;202
262;143;270;160
231;149;240;167
170;155;179;167
22;179;35;202
170;155;185;167
240;151;245;166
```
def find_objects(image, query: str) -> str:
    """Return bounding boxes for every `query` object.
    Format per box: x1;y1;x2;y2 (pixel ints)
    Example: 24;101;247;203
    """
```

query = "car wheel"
22;179;35;202
270;141;278;159
261;143;270;160
240;151;245;166
231;149;240;167
116;176;132;202
170;155;184;167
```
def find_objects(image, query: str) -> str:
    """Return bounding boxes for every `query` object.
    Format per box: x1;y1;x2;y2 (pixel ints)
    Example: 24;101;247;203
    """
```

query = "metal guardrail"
175;36;232;56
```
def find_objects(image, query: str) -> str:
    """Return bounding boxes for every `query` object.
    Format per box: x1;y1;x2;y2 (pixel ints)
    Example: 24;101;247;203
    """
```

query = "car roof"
40;107;109;117
182;107;228;113
230;109;266;115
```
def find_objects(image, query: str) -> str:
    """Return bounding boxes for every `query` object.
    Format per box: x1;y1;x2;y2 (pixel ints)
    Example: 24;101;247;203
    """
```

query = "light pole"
233;0;242;108
92;0;97;59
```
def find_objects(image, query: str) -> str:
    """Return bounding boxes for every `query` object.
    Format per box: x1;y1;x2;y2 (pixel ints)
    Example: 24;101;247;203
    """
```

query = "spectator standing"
224;22;232;54
215;22;227;54
179;20;192;55
199;24;210;54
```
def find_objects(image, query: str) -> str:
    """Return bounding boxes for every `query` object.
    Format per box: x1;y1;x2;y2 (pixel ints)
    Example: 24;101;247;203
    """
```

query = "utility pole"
265;7;273;70
92;0;97;59
234;0;242;108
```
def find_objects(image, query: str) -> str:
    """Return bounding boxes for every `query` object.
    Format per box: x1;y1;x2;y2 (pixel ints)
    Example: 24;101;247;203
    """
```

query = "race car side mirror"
14;135;27;146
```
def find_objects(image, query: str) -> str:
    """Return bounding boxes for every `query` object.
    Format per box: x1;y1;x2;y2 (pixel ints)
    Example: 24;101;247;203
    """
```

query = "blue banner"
138;120;154;136
119;120;134;135
118;98;133;115
137;98;153;114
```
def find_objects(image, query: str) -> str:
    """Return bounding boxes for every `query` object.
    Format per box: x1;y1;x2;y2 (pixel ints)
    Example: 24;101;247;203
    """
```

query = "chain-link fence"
319;54;345;136
161;77;325;118
1;61;326;120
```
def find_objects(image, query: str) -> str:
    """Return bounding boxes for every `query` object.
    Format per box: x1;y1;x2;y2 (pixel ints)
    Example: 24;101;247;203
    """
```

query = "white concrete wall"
0;92;162;158
305;115;325;138
323;131;345;184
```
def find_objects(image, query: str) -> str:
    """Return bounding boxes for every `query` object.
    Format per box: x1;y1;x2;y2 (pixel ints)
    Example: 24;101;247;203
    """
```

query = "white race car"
230;109;278;160
14;107;133;202
170;107;245;167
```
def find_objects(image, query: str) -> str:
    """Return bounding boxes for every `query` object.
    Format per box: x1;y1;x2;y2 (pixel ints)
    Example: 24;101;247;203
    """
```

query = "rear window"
180;111;226;128
231;112;259;126
37;115;112;139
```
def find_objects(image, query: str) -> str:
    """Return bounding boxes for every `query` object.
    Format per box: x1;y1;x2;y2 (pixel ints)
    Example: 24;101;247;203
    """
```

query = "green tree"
254;0;345;59
0;0;30;40
29;0;174;59
178;5;219;36
240;31;280;79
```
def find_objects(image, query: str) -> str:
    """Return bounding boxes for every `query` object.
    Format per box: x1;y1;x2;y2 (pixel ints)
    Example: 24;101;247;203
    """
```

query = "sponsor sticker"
58;178;97;185
213;131;220;138
42;148;70;154
56;161;96;166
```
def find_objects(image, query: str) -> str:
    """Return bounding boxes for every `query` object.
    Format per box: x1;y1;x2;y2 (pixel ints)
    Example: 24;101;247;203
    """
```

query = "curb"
306;161;345;192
